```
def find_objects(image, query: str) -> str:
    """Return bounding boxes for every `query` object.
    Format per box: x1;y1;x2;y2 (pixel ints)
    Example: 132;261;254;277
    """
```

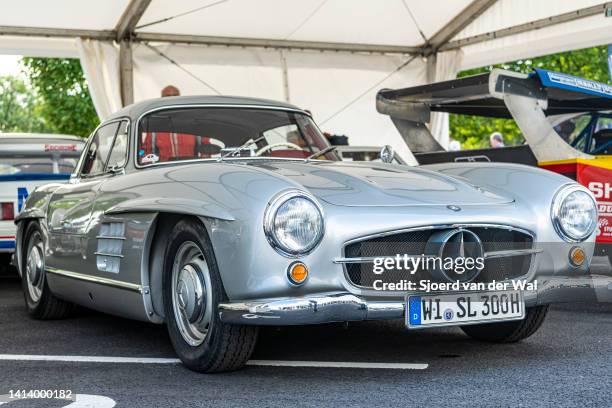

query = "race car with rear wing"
0;133;84;267
377;69;612;263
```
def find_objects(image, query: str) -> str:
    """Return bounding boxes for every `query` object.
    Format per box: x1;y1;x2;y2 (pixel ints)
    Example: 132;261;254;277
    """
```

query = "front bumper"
218;274;612;326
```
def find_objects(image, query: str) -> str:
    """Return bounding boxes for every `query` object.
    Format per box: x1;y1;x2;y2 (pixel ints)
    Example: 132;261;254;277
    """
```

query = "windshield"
136;107;340;166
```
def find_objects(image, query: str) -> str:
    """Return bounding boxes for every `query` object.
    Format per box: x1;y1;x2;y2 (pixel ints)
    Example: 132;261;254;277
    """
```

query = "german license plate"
406;290;525;328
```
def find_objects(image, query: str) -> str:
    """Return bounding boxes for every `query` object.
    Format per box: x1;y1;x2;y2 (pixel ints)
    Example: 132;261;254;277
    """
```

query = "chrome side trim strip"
484;248;543;259
341;223;536;248
94;251;125;258
334;248;543;264
46;267;142;293
96;235;127;240
333;255;436;264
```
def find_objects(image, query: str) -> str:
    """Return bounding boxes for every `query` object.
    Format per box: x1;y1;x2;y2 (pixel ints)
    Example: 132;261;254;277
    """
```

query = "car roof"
0;133;85;143
106;95;307;121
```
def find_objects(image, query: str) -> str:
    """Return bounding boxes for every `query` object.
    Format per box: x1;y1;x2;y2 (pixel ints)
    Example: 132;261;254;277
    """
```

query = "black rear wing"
376;69;612;162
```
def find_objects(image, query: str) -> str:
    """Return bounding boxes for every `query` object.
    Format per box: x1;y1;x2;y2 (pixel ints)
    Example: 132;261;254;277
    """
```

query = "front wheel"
163;218;258;373
21;221;73;319
461;305;549;343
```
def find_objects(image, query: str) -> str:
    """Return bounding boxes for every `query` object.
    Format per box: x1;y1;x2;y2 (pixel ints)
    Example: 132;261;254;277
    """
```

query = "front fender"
14;183;63;223
14;183;63;275
105;197;235;221
423;162;574;211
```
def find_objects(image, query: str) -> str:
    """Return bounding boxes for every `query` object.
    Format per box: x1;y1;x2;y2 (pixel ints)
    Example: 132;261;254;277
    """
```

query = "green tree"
0;75;50;133
450;45;611;149
22;58;99;137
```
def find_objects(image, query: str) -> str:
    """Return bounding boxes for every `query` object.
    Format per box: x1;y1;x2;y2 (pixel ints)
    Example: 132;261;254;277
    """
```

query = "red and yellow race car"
377;68;612;262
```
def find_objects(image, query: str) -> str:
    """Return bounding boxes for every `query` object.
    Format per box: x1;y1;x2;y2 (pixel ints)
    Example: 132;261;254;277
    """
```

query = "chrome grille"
341;226;534;289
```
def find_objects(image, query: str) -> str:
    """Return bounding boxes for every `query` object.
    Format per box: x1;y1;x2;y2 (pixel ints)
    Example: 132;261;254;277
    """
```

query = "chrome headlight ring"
263;190;325;257
551;184;598;242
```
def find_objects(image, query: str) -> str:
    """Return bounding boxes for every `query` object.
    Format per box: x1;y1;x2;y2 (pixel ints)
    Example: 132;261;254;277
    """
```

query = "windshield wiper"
305;145;337;162
218;136;265;162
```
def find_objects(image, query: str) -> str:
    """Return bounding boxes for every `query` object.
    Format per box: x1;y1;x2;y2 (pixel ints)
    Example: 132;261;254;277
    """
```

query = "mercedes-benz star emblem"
424;228;485;283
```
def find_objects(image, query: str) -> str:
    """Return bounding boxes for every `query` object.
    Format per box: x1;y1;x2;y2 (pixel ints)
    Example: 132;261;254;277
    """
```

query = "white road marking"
0;355;181;364
0;354;428;370
247;360;428;370
0;394;115;407
65;394;116;408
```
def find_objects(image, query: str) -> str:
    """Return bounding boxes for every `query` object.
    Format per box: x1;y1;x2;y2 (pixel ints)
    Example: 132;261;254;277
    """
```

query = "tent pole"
119;40;134;106
441;1;612;51
115;0;151;106
426;54;437;84
280;50;291;103
115;0;152;42
424;0;498;54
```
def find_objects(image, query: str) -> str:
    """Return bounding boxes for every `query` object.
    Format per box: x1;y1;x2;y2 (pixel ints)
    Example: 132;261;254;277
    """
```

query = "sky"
0;55;24;78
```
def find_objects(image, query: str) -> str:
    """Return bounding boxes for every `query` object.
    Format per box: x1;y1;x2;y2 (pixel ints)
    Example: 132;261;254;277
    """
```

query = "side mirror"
380;145;394;163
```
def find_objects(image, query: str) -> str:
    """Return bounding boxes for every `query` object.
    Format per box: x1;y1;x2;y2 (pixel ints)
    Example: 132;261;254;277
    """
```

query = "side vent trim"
96;222;126;273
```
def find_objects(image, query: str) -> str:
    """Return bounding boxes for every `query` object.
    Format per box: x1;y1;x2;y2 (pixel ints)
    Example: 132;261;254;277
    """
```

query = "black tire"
21;221;73;320
163;218;258;373
460;305;549;343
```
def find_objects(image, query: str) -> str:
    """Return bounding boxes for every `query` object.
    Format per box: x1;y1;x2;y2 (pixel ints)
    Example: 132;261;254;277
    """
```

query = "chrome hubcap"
26;235;44;303
171;241;213;347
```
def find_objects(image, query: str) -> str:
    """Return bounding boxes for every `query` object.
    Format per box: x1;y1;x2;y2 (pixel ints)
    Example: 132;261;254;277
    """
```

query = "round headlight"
264;191;324;256
551;185;597;242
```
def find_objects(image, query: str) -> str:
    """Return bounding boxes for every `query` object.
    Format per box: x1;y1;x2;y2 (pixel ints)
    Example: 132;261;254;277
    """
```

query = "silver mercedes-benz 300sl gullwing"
14;96;610;372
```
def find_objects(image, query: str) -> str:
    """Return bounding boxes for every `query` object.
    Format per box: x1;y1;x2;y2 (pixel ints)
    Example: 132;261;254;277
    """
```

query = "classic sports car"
14;95;608;373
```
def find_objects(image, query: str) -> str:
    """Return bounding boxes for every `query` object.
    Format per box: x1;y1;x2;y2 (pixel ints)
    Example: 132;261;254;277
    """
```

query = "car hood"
246;161;514;207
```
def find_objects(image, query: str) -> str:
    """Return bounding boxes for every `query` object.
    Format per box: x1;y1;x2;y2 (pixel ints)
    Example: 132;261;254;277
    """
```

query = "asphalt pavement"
0;258;610;407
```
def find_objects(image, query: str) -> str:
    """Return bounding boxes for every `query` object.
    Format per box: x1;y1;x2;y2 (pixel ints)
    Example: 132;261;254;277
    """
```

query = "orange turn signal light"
288;262;308;285
569;247;586;267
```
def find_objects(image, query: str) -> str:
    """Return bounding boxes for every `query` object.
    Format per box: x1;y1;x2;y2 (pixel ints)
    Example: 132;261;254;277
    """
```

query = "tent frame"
0;0;610;105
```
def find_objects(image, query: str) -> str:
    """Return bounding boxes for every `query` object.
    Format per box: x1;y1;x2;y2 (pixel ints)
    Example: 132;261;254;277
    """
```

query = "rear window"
0;139;83;175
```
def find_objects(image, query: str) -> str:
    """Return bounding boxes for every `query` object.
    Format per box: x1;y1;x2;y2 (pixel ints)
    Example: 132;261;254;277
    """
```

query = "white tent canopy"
1;0;611;162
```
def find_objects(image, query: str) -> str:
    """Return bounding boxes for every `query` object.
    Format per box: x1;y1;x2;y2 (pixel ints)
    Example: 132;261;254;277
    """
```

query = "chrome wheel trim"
26;233;45;303
171;241;213;347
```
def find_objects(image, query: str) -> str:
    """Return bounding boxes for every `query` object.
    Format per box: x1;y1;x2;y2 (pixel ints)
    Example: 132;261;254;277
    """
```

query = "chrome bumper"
219;293;404;325
535;274;612;304
218;275;612;326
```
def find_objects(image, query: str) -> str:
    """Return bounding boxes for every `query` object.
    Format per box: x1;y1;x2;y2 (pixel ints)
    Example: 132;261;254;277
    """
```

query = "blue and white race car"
0;133;84;264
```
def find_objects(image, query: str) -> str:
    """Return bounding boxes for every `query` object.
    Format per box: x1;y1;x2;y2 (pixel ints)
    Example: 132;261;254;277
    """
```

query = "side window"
106;120;129;169
553;114;592;151
590;116;612;155
595;116;612;133
81;122;120;176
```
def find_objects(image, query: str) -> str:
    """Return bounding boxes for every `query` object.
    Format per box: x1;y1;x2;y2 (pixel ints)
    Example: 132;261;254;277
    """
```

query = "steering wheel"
256;142;303;156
